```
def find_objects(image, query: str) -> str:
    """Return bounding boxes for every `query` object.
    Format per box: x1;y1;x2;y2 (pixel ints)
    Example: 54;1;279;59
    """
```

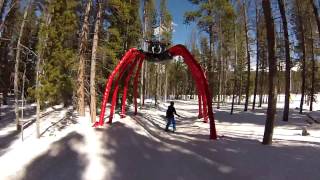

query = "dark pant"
165;117;176;131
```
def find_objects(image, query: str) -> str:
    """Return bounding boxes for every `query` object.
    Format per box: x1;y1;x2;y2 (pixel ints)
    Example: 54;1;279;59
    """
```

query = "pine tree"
185;0;234;105
231;19;238;115
309;0;320;112
38;0;79;106
77;0;92;116
184;0;215;98
90;0;102;122
144;0;157;40
262;0;277;145
277;0;291;121
159;0;172;44
159;0;172;104
242;0;251;112
0;0;6;26
0;0;4;12
0;0;9;33
0;0;19;105
252;1;260;110
14;0;33;130
142;0;156;105
98;0;141;108
294;0;307;114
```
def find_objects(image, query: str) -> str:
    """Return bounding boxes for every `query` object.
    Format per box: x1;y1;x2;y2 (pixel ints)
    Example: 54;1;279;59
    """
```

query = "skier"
165;101;181;132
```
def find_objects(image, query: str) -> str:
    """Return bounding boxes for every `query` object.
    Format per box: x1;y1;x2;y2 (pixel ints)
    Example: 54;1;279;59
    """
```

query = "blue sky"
157;0;198;45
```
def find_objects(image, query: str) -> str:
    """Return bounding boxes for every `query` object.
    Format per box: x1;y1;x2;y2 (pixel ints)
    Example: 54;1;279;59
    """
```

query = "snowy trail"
0;100;320;180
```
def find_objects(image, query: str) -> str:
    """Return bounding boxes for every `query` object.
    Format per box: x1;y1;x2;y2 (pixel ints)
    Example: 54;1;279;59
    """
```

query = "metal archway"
93;44;217;140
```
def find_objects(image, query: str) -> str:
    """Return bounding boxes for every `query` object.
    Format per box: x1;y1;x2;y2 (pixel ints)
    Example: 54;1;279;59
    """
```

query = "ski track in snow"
0;95;320;180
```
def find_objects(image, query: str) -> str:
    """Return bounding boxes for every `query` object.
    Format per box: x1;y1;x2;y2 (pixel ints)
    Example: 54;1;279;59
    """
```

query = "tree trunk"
77;0;91;116
0;0;5;20
310;21;315;112
0;0;4;11
0;0;9;34
14;0;32;130
141;1;147;107
222;56;227;104
231;21;238;115
278;0;291;121
21;63;26;121
155;64;159;106
259;48;265;107
36;57;41;138
90;1;101;123
238;70;242;105
209;26;214;99
142;62;146;106
310;0;320;39
310;0;320;112
146;62;150;100
217;20;223;109
262;0;277;145
297;2;306;114
35;4;52;138
140;62;144;106
164;64;168;102
243;1;251;111
252;2;260;110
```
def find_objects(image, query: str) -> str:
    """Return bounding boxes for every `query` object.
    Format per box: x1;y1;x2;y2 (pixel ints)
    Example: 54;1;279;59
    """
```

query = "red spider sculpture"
93;41;217;140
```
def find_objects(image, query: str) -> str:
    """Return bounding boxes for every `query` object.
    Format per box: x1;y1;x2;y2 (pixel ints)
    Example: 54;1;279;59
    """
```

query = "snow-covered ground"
0;95;319;180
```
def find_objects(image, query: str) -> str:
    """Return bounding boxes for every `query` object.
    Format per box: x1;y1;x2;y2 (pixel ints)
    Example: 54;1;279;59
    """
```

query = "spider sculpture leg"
94;48;140;127
171;49;209;122
133;56;145;115
120;56;143;118
168;45;217;139
108;56;141;123
198;92;203;119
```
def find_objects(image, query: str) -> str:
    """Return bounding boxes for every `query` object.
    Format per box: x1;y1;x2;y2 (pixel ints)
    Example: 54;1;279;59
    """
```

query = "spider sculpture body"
93;41;217;140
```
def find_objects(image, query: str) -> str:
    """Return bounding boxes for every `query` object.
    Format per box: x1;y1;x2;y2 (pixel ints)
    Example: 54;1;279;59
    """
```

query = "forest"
1;1;320;179
0;0;320;145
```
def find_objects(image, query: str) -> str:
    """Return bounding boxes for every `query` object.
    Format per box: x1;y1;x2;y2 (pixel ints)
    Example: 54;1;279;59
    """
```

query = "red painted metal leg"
168;45;217;139
108;58;140;123
120;56;142;118
94;48;140;127
133;57;145;115
202;92;208;122
103;53;136;124
108;86;119;123
198;92;203;119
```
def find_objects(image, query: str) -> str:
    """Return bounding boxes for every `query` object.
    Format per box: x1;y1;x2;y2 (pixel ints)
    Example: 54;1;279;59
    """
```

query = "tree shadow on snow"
0;130;19;156
0;98;36;131
97;119;320;180
0;119;37;157
19;132;87;180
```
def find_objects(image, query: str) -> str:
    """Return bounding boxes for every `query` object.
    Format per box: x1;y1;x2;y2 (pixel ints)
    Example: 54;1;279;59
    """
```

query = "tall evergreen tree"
37;0;79;106
242;0;251;112
252;0;260;110
185;0;234;104
184;0;215;98
159;0;172;44
277;0;291;121
158;0;172;104
14;0;33;129
0;0;9;33
99;0;141;107
77;0;91;116
90;0;102;122
0;0;19;105
262;0;277;145
295;0;307;114
141;0;157;105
